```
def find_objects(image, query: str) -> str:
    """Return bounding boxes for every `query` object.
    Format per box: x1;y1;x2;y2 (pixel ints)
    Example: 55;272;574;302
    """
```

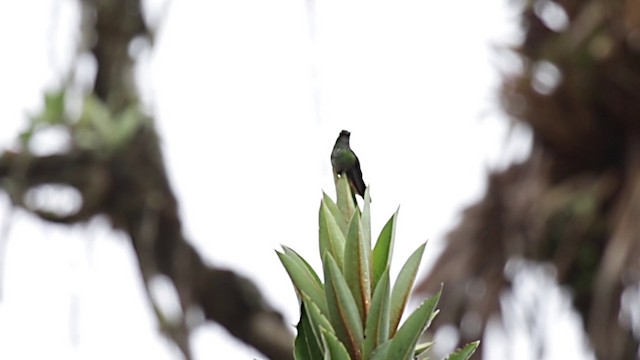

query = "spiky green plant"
277;177;479;360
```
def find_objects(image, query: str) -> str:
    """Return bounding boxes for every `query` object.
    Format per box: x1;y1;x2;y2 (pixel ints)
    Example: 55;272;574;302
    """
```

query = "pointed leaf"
389;242;427;336
302;294;335;353
295;303;324;360
322;192;348;235
372;209;398;290
362;187;372;253
278;248;328;316
444;341;480;360
323;254;364;360
361;187;373;290
412;341;434;358
336;175;356;220
319;201;346;268
370;340;391;360
363;268;390;358
343;210;371;324
321;328;352;360
283;246;323;285
385;290;441;360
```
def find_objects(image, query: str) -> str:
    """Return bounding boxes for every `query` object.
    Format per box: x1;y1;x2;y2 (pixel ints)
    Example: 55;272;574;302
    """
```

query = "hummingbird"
331;130;368;200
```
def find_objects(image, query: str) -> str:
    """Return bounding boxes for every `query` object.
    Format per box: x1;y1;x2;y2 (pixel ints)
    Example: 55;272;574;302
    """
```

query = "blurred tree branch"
416;1;640;359
0;0;294;359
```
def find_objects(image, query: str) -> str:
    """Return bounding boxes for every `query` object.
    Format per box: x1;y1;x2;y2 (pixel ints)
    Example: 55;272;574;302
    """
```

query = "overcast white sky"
0;0;596;359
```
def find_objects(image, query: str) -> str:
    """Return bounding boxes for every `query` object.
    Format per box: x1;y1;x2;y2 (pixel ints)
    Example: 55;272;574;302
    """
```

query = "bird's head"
334;130;352;147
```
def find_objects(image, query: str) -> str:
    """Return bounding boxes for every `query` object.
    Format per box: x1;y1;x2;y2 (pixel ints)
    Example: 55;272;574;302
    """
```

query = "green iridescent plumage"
331;130;368;200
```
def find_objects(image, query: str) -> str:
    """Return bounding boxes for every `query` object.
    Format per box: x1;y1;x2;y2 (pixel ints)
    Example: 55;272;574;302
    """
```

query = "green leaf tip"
389;241;428;336
444;341;480;360
283;186;479;360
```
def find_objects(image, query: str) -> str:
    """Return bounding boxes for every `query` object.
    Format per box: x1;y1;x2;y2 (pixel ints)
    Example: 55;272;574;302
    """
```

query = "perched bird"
331;130;368;200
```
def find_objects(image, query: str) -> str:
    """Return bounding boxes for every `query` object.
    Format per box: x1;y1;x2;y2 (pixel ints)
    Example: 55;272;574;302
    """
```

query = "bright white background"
0;0;595;359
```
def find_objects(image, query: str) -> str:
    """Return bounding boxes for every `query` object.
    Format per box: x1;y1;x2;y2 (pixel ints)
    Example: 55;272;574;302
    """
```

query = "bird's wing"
347;156;367;198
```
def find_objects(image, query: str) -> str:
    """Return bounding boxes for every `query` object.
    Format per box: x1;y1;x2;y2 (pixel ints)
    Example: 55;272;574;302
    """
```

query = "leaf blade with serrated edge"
278;248;328;316
323;253;364;360
363;267;390;358
389;242;427;336
322;192;348;235
295;302;324;360
319;201;346;268
385;289;441;360
444;341;480;360
372;209;398;290
343;210;371;325
301;294;335;355
321;328;352;360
